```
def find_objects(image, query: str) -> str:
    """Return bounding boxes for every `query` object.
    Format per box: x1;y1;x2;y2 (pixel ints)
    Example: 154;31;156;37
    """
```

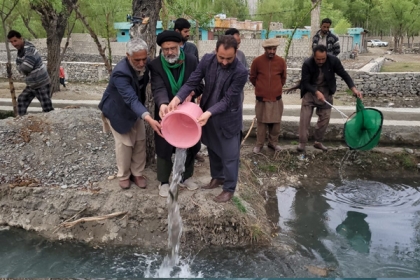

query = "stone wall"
3;60;418;97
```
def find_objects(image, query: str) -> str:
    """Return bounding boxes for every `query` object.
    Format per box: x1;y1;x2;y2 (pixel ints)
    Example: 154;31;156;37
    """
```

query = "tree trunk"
131;0;162;165
310;0;321;55
72;3;113;75
31;0;77;95
1;0;19;116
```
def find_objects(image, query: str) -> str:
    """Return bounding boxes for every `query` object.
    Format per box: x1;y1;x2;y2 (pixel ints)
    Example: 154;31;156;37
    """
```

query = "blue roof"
114;22;131;30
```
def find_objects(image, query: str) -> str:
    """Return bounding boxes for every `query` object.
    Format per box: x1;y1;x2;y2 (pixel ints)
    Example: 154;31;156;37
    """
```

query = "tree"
378;0;420;52
0;0;20;116
333;18;351;35
212;0;249;21
160;0;213;44
131;0;162;164
30;0;78;95
72;3;113;74
310;0;322;54
255;0;311;30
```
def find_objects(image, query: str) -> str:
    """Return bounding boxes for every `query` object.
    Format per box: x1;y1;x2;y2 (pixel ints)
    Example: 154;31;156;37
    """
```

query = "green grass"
290;140;298;145
395;153;417;169
258;164;277;173
380;62;420;72
232;196;247;213
0;111;14;119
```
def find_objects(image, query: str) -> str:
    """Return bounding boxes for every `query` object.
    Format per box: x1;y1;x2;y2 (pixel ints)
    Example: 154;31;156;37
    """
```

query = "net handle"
325;100;349;119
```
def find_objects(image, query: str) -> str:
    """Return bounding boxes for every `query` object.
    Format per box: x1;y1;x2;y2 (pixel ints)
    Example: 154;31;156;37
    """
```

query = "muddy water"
1;178;420;277
275;178;420;277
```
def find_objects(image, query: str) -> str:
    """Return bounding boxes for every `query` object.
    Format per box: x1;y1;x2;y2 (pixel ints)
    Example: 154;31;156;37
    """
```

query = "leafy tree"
333;18;351;35
160;0;213;43
378;0;420;51
212;0;249;20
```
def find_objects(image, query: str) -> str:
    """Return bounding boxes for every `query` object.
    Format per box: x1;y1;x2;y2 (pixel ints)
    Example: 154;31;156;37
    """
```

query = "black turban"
156;30;182;46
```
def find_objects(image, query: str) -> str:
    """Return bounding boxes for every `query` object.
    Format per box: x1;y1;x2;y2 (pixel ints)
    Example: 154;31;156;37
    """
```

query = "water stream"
156;148;188;277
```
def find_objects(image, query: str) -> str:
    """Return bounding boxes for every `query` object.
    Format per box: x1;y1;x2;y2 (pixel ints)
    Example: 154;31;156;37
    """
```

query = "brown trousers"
255;99;284;147
299;93;332;144
103;116;146;180
256;122;281;147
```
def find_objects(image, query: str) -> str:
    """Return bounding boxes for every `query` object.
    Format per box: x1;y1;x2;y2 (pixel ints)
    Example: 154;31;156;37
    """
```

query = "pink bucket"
161;102;203;148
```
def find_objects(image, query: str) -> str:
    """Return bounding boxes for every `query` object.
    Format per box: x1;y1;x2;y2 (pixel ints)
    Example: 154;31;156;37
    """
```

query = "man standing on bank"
149;30;203;198
250;38;287;153
167;35;248;203
7;30;53;116
99;38;162;189
174;18;199;62
312;18;340;56
297;45;362;152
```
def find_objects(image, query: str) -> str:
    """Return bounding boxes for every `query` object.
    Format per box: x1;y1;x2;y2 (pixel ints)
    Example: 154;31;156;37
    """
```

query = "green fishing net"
344;98;383;151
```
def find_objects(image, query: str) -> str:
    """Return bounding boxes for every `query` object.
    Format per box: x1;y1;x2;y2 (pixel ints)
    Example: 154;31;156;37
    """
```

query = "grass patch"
290;140;298;145
232;196;247;213
395;152;417;169
381;62;420;72
258;164;277;173
0;111;14;119
250;225;263;242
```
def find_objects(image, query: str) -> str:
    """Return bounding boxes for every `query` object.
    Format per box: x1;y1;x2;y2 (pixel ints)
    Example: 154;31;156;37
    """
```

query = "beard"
129;60;145;73
219;62;232;69
164;53;180;64
182;35;189;43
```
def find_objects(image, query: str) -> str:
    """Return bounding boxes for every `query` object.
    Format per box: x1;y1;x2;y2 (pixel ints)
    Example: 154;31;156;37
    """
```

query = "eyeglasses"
161;46;178;53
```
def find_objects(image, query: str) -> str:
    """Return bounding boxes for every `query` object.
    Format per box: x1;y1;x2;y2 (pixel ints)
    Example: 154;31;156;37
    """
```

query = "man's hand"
159;104;168;119
315;91;326;102
197;111;212;126
351;87;363;99
144;115;163;137
167;96;181;112
184;91;195;103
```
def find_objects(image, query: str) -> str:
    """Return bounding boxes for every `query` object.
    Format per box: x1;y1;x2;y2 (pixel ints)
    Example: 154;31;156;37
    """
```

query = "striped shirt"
16;41;50;89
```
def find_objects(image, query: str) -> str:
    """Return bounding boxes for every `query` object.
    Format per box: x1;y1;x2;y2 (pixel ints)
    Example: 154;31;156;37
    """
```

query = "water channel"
1;177;419;278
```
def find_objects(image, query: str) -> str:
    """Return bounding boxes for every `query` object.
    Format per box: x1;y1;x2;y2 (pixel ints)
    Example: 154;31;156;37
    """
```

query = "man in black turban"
149;30;204;197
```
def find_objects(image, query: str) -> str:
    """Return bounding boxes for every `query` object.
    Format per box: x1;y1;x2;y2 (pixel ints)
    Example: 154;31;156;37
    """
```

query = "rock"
0;226;11;231
124;193;133;198
107;175;116;180
417;163;420;170
404;148;414;154
305;265;329;277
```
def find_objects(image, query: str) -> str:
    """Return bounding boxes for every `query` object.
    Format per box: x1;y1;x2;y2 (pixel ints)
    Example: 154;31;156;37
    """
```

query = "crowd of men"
7;17;362;203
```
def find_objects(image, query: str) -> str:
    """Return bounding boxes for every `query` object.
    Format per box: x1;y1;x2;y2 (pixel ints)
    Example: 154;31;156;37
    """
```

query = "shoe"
179;177;199;190
253;146;262;154
213;190;234;203
313;142;328;151
131;175;147;189
202;178;224;189
195;153;205;162
119;179;131;189
268;144;281;151
159;183;170;197
297;143;306;152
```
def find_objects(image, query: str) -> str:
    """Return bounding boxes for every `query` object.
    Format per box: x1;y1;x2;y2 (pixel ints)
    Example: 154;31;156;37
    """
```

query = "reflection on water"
277;179;420;277
336;211;371;253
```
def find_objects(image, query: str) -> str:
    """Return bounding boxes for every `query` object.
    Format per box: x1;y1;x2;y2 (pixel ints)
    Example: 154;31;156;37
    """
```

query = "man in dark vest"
149;30;203;197
98;38;162;189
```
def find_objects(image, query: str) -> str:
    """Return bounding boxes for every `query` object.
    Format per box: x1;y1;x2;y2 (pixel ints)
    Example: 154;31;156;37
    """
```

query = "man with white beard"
149;30;204;197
